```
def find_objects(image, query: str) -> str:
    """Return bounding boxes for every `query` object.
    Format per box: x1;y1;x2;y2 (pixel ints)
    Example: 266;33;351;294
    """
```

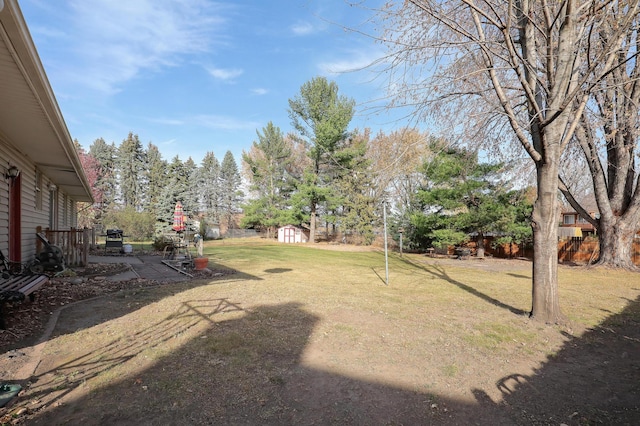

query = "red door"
8;173;21;263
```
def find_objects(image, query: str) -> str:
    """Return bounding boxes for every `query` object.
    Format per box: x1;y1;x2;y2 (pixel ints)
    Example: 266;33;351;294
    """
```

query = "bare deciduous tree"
367;128;432;215
560;11;640;269
379;1;640;322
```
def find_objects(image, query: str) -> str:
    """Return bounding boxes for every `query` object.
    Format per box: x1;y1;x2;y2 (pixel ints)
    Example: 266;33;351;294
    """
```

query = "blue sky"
20;0;410;165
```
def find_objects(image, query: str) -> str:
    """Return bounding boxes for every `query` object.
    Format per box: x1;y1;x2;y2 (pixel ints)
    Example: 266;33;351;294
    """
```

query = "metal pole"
383;201;389;286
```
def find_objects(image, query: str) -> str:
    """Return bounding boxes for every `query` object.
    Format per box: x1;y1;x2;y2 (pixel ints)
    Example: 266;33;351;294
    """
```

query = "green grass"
206;240;385;270
123;240;155;251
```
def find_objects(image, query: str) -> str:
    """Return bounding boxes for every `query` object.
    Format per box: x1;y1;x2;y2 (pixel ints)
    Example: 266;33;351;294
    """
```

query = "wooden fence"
469;236;640;265
466;237;533;259
37;227;91;267
557;237;640;265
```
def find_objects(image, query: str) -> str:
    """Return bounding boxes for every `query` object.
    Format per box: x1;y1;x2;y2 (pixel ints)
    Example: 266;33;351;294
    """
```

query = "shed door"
283;227;295;243
8;174;21;262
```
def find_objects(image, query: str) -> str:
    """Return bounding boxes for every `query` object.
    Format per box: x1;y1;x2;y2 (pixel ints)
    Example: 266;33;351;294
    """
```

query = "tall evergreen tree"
155;156;191;232
182;157;200;218
144;143;167;216
117;132;146;210
198;151;222;224
241;122;295;237
288;76;355;242
88;137;118;222
332;129;377;244
219;151;243;231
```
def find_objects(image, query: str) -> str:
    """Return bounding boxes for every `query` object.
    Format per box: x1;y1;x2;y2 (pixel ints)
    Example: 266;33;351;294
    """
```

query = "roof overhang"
0;0;93;202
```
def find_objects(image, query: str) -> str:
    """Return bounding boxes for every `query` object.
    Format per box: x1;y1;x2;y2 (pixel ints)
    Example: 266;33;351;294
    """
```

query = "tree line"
75;76;534;254
75;133;242;240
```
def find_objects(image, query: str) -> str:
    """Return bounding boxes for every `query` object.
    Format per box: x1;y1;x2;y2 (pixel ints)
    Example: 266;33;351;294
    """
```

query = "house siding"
0;141;74;262
1;1;92;265
0;158;7;251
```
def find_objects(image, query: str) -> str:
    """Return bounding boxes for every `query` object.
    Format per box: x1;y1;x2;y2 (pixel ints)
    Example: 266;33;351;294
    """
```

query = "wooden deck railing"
36;227;91;267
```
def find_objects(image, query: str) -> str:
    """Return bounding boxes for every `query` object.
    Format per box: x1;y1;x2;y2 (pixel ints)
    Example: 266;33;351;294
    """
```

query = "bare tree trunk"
597;218;636;269
378;0;640;323
531;161;564;324
570;121;640;269
309;208;316;244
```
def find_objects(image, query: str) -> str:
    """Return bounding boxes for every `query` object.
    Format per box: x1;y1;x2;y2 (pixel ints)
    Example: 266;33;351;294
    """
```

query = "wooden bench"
0;274;49;329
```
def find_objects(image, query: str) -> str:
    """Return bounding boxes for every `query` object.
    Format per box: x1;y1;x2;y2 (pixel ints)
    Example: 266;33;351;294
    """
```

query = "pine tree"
332;130;377;244
144;143;167;217
219;151;243;232
198;151;222;224
117;132;146;210
155;156;191;232
241;122;295;237
288;76;355;242
182;157;200;217
410;144;532;254
88;137;118;222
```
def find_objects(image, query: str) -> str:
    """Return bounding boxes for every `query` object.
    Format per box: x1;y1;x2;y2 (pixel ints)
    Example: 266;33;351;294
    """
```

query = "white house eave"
0;0;93;203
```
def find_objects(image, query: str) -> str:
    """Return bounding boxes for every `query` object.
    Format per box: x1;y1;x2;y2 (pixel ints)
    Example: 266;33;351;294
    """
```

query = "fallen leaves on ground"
0;263;234;351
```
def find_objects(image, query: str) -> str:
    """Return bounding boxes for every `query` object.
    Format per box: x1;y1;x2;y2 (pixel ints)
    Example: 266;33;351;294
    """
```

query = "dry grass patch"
6;239;639;425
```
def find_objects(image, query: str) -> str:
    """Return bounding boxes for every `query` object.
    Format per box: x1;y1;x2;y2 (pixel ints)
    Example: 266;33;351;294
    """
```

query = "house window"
35;169;43;210
577;216;589;224
563;214;575;225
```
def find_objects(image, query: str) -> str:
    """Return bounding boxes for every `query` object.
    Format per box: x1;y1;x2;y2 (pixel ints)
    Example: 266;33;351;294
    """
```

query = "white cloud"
291;21;315;35
193;114;261;131
29;25;68;40
251;88;268;95
61;0;230;94
160;138;178;147
318;49;386;75
206;66;244;81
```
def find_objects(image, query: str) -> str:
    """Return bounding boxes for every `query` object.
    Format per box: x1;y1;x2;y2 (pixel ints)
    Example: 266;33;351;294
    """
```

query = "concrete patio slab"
87;254;190;283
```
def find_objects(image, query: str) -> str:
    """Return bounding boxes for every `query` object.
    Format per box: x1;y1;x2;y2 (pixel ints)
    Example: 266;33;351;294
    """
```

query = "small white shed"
277;225;309;243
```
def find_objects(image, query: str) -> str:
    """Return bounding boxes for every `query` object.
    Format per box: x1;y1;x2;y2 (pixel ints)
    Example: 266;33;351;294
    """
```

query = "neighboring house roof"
0;1;92;202
560;193;599;215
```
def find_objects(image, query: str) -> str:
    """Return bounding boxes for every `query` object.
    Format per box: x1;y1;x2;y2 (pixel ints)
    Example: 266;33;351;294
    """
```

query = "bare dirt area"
0;246;638;425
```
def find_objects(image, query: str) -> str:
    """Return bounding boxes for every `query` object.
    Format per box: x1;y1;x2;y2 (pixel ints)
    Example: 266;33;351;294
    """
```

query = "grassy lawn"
19;239;640;424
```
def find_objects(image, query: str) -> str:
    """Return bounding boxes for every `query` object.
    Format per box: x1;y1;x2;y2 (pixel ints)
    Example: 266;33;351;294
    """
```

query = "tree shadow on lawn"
506;273;530;280
52;270;260;338
264;268;293;274
398;256;528;316
18;300;480;425
0;273;261;363
473;294;640;424
12;294;638;425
